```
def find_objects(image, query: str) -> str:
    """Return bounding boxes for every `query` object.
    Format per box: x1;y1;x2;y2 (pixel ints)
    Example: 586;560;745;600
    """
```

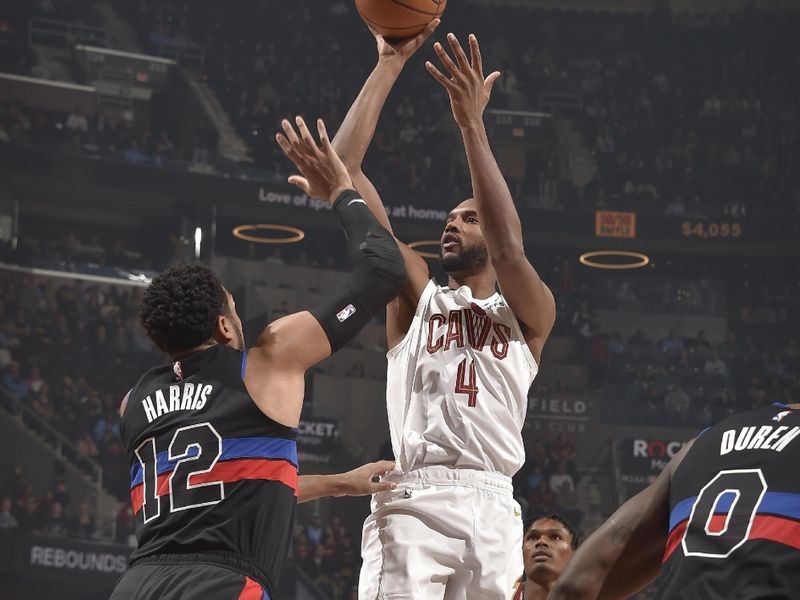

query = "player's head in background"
140;263;245;357
518;513;579;597
440;198;490;276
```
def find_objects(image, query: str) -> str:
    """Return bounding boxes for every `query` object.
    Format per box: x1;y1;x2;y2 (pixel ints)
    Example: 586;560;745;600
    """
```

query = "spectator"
549;461;575;497
0;496;18;529
70;501;95;539
65;106;89;133
305;514;324;547
664;384;691;423
2;361;28;396
704;350;728;379
40;501;68;537
529;480;556;517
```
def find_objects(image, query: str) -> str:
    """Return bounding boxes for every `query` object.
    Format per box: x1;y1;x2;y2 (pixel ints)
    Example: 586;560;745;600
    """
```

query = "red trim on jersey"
748;515;800;549
707;513;728;534
131;458;298;513
662;515;800;563
662;519;688;563
511;576;524;600
237;576;263;600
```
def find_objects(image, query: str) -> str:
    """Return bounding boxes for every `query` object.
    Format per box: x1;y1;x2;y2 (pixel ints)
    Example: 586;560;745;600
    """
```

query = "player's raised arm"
297;460;396;503
331;19;438;233
426;34;556;363
548;441;694;600
245;117;405;427
328;22;438;346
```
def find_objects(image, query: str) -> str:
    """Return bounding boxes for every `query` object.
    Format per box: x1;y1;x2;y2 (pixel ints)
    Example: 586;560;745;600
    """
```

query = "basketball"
355;0;447;40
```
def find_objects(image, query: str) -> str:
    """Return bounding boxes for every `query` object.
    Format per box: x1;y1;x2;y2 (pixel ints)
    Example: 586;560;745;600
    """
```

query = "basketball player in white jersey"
288;25;555;598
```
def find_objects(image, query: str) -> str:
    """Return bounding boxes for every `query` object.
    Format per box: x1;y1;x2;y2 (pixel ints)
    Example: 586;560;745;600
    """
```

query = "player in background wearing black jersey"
511;514;578;600
549;402;800;600
111;117;406;600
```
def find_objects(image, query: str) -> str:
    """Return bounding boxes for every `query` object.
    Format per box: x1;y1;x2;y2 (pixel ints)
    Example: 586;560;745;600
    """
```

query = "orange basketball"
355;0;447;40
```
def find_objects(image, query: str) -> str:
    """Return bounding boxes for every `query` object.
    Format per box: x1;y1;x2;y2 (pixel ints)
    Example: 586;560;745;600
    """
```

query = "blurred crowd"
2;1;798;216
572;282;800;427
113;0;800;216
0;100;197;168
0;465;97;539
293;513;361;600
0;273;160;500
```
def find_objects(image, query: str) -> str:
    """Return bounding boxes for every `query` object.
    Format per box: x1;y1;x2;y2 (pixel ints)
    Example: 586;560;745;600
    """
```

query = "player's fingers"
276;132;308;167
280;119;301;148
425;61;458;91
369;481;397;493
432;42;463;81
485;71;502;93
370;460;396;475
469;33;483;74
412;18;440;46
275;132;300;160
295;115;320;155
447;33;470;73
316;118;332;153
287;175;311;194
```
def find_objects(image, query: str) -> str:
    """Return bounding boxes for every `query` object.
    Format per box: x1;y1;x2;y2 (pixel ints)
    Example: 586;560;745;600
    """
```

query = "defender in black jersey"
111;117;406;600
550;403;800;600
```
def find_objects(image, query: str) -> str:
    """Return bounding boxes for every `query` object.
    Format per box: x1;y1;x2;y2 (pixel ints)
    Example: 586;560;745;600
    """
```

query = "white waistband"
390;465;513;494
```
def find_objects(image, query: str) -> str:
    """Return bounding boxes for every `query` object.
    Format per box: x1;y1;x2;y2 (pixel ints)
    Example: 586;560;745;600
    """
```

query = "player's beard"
233;325;246;351
441;241;489;274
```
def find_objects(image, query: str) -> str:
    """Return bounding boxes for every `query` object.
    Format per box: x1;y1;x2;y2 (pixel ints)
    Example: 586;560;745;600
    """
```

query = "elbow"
361;229;407;300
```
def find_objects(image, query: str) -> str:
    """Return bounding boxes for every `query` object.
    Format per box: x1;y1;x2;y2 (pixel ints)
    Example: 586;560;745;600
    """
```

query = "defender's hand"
335;460;397;497
374;19;439;69
276;116;354;202
425;33;501;130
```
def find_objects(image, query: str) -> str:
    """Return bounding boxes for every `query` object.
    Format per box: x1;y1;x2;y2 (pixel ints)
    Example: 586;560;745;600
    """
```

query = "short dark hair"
140;263;228;354
524;513;580;549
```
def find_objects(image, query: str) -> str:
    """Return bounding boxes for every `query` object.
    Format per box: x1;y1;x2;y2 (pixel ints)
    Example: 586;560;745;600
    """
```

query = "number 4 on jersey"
455;358;479;407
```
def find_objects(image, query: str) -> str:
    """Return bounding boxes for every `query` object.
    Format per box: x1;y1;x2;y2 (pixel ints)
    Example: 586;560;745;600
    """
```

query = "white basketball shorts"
358;465;523;600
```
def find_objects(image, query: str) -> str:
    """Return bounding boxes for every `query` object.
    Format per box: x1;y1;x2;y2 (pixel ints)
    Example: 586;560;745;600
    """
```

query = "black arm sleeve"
309;189;406;352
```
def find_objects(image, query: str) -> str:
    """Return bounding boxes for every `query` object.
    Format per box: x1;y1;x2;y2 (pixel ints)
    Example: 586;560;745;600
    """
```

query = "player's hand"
373;19;439;69
276;116;354;203
335;460;397;497
425;33;501;130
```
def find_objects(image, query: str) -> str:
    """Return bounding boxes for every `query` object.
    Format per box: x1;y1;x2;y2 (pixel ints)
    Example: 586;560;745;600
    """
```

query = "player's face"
440;199;488;274
522;518;575;584
221;288;246;351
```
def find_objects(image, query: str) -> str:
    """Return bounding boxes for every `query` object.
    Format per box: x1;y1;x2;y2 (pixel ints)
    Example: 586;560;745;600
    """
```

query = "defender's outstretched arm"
245;117;405;427
298;460;396;503
427;34;555;363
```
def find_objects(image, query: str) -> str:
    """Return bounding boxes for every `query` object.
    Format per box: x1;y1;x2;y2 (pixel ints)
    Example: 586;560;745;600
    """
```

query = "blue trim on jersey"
669;491;800;532
669;496;697;531
241;351;248;380
130;436;298;488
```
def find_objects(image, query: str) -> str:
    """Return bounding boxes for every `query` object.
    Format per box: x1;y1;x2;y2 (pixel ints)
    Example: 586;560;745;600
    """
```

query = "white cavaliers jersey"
386;279;538;477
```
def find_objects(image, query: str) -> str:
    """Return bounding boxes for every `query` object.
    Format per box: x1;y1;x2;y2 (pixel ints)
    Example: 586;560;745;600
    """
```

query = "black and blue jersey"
119;345;297;596
658;405;800;599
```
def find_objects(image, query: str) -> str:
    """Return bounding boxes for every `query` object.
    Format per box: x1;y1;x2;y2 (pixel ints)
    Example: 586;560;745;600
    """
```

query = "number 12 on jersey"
455;358;479;407
134;422;225;523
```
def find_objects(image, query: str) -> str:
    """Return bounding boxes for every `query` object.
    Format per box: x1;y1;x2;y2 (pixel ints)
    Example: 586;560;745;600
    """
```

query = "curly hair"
524;513;581;549
139;263;229;354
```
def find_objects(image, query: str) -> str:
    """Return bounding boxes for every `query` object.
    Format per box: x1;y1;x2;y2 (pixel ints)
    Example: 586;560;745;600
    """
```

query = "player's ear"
213;314;236;346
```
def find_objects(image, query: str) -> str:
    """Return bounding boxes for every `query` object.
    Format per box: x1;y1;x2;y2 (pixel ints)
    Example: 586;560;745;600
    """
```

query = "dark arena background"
0;0;798;598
